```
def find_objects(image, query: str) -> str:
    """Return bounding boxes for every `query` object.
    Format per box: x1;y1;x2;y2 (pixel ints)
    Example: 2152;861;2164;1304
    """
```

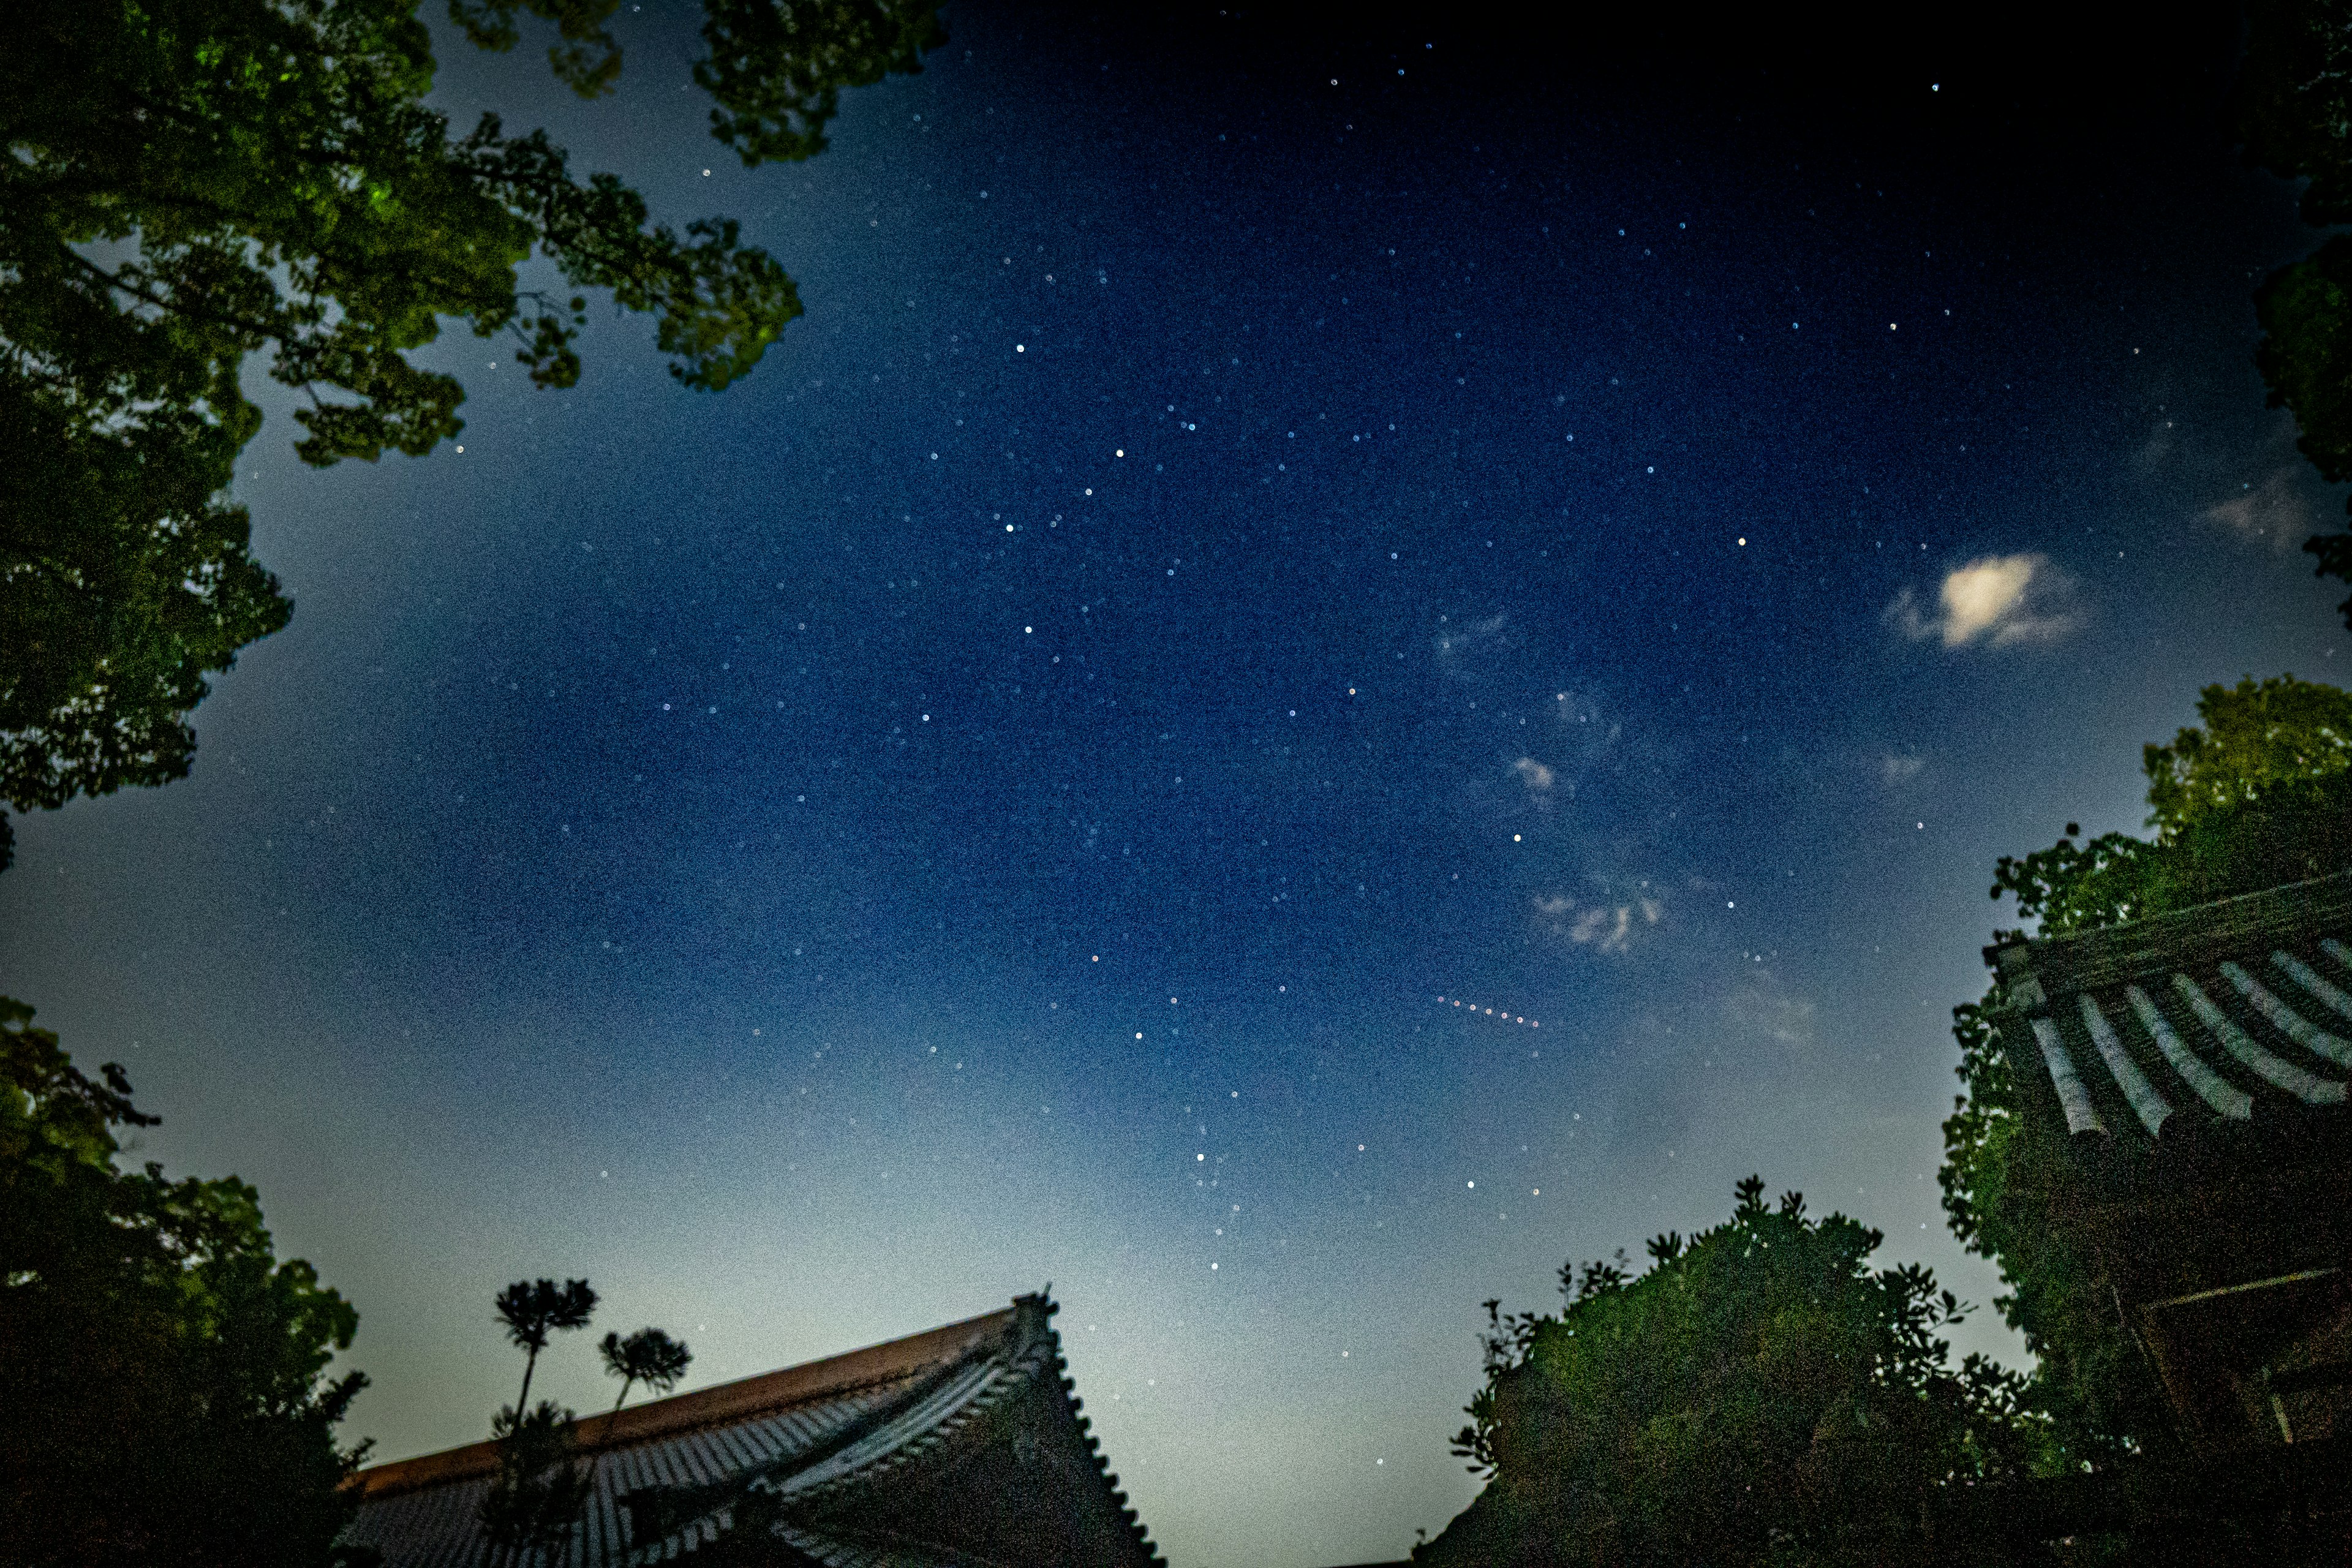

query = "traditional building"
343;1293;1161;1568
1986;868;2352;1447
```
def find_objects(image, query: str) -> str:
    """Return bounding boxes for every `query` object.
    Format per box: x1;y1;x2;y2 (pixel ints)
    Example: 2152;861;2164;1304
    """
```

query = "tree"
479;1398;594;1568
481;1276;597;1564
0;0;944;869
493;1275;598;1412
600;1325;692;1412
1940;674;2352;1458
0;996;370;1567
1420;1177;2043;1568
2233;0;2352;627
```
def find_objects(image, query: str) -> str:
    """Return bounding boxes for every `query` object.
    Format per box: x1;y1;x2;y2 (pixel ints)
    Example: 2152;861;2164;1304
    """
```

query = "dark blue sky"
2;6;2343;1563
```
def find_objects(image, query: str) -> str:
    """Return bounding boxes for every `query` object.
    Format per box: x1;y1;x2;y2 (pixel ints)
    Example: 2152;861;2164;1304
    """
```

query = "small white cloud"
1512;756;1555;793
1888;554;2079;649
1881;753;1924;784
2204;467;2313;554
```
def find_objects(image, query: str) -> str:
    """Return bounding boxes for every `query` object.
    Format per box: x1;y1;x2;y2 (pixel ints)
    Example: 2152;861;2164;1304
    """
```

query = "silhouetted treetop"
602;1325;694;1411
0;0;941;868
1431;1175;2040;1568
2;997;368;1566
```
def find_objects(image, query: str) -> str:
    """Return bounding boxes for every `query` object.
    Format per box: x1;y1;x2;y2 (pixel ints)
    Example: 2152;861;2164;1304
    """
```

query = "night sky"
2;6;2345;1564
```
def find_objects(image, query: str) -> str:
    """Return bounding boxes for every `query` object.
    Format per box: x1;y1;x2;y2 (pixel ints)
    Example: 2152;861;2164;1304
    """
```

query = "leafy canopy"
1423;1177;2042;1568
1983;675;2352;936
2234;0;2352;625
1942;674;2352;1457
0;0;941;868
0;997;368;1567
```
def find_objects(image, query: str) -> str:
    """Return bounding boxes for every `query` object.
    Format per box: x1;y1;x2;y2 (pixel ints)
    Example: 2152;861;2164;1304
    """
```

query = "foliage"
696;0;949;165
480;1398;594;1568
2140;671;2352;826
446;0;625;97
494;1275;598;1409
1423;1177;2045;1568
1938;999;2160;1471
1942;674;2352;1458
2234;0;2352;626
481;1276;599;1560
1985;676;2352;937
601;1324;693;1411
0;996;370;1568
0;0;943;868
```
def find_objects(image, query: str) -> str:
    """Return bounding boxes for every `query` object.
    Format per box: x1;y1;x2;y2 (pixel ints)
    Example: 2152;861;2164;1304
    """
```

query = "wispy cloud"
1534;892;1662;954
2205;467;2315;554
1880;753;1924;784
1887;554;2080;649
1432;612;1517;680
1483;684;1679;959
1725;981;1815;1048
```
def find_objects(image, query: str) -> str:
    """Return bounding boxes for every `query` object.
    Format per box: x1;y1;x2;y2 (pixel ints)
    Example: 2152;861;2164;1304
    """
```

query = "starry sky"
4;4;2347;1564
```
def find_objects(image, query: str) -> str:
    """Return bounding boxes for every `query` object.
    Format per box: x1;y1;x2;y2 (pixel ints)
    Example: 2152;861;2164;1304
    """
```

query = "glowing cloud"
1887;554;2079;649
1512;756;1555;793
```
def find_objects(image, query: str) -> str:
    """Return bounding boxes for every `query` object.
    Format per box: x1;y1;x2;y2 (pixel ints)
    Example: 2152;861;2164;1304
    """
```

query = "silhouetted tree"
479;1399;594;1568
2234;0;2352;625
1942;674;2352;1460
0;0;943;869
481;1276;599;1564
1423;1177;2041;1568
600;1325;693;1412
0;997;369;1567
494;1276;598;1412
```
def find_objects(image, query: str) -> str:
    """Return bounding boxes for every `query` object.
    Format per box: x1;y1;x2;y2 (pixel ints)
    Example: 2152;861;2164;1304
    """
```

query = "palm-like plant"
494;1278;599;1411
600;1327;693;1412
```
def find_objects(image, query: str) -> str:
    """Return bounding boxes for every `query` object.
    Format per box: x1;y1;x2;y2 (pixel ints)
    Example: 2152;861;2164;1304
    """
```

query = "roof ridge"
352;1305;1019;1501
1044;1316;1167;1566
1989;867;2352;1000
617;1320;1029;1562
761;1298;1058;1512
753;1294;1160;1567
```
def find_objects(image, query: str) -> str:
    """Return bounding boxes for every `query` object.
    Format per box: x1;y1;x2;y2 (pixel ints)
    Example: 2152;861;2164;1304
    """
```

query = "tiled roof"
1987;869;2352;1163
342;1296;1158;1568
770;1525;1000;1568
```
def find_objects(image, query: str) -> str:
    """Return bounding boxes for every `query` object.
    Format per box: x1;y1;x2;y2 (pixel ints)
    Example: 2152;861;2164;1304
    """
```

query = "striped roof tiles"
1987;869;2352;1161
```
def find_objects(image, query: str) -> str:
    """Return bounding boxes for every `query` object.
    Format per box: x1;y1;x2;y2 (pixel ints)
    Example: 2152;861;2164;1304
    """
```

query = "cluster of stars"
1436;996;1538;1027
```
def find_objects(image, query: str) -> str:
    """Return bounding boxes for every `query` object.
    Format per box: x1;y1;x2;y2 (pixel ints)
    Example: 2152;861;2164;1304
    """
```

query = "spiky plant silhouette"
494;1278;599;1412
600;1327;694;1412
